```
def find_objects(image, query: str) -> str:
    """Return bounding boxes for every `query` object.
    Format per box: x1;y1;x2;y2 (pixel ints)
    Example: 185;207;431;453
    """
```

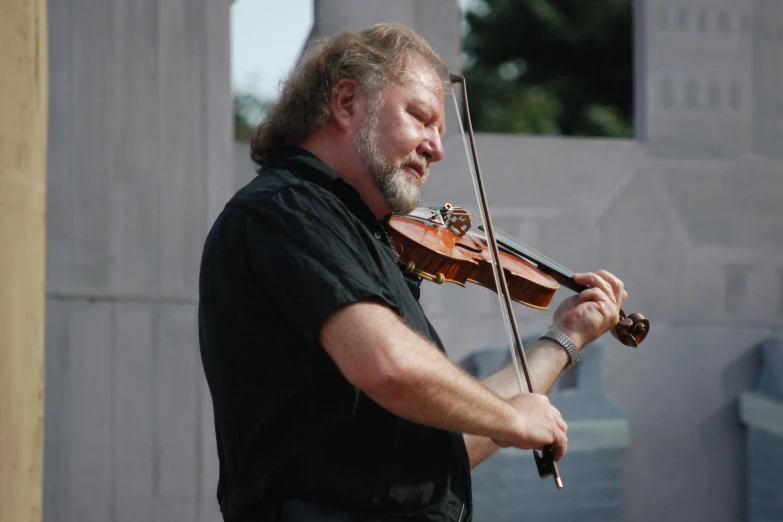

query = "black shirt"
198;146;472;522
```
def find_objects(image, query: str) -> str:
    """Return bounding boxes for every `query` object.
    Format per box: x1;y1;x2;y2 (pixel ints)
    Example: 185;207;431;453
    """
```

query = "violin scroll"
611;311;649;347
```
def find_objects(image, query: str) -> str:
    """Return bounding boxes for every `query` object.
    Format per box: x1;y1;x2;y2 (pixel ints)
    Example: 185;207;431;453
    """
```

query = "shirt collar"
261;145;342;190
261;145;393;226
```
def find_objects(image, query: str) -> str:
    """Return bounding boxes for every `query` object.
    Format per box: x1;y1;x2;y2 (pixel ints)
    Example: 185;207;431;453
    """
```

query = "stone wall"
462;345;628;522
43;0;232;520
740;338;783;522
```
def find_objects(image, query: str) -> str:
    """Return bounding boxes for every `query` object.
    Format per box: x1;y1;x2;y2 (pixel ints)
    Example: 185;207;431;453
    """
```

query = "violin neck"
485;228;590;294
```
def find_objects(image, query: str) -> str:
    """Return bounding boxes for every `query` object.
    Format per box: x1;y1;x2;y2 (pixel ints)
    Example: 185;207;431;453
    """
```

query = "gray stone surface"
641;0;757;158
46;0;233;300
463;345;628;522
235;141;256;192
748;429;783;522
309;0;462;77
756;338;783;400
741;339;783;522
43;0;231;520
472;449;624;522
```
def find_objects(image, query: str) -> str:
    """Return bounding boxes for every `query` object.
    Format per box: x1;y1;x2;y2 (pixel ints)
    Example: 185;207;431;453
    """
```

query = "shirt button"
374;232;383;240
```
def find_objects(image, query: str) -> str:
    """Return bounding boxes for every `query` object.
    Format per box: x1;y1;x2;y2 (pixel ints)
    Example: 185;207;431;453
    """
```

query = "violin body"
387;211;559;310
386;204;649;348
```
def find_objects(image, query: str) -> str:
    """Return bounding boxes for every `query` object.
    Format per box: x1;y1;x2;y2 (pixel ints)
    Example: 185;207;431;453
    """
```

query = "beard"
354;102;429;215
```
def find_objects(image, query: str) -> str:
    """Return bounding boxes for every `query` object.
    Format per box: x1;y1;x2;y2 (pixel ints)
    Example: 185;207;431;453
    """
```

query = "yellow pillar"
0;1;48;521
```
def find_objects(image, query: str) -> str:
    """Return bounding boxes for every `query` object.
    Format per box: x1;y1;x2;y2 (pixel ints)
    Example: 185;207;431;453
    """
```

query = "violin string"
451;92;526;396
463;210;575;279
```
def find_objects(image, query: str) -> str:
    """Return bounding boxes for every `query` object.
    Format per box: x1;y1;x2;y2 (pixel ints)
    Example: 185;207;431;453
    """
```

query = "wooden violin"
390;74;650;489
386;204;649;348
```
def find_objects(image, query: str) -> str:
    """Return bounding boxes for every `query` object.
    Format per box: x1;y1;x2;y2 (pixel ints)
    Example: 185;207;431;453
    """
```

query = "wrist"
492;401;526;448
533;337;571;370
539;327;581;370
550;323;585;350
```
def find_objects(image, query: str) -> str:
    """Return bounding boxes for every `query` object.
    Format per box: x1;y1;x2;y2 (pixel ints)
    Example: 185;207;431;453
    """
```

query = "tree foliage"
462;0;633;137
234;91;268;141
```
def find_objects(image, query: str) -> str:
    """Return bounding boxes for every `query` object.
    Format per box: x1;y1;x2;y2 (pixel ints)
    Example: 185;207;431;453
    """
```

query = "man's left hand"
550;270;628;349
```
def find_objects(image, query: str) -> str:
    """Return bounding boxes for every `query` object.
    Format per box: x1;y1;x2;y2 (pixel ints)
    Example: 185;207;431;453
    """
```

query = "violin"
387;74;650;489
386;204;649;348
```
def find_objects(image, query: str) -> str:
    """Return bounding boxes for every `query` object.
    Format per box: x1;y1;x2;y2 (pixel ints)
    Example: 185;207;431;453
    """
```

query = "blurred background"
2;1;782;521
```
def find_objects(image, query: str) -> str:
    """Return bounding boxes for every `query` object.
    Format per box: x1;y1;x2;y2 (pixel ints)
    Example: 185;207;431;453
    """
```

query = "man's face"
354;53;446;215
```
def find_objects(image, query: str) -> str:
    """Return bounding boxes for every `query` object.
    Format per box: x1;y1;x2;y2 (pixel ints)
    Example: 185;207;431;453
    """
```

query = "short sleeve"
240;184;400;347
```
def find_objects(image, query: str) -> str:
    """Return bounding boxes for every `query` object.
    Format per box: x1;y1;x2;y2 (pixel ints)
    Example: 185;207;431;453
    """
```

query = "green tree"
234;91;268;141
462;0;633;137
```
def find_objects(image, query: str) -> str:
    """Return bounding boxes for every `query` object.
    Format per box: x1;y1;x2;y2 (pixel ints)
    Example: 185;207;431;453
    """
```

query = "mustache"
402;154;429;175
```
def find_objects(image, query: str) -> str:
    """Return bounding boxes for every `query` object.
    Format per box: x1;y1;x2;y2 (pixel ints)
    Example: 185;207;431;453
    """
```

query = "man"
198;23;628;522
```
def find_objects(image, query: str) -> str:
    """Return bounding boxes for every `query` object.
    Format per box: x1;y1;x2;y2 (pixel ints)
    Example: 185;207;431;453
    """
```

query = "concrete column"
0;1;48;522
41;1;231;519
310;0;463;74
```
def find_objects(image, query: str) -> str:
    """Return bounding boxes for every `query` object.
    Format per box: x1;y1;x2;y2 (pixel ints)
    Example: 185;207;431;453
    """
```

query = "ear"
330;79;363;131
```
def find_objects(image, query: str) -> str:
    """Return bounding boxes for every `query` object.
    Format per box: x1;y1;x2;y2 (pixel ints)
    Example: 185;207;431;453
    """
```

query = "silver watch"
539;329;581;369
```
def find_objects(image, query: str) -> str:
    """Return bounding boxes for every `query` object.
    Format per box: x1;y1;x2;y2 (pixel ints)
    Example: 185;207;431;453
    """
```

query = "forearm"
364;325;524;444
464;338;570;468
483;338;571;398
323;302;525;445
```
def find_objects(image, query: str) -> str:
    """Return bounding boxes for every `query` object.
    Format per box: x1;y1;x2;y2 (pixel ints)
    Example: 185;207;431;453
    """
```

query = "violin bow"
449;74;564;489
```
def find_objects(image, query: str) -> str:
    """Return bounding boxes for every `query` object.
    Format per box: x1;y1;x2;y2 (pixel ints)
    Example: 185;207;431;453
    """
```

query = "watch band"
539;329;581;369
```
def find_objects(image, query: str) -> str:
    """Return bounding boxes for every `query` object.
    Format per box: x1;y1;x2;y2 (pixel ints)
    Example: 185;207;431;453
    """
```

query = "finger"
596;269;625;306
552;429;567;461
577;287;609;305
574;272;616;304
555;412;568;435
548;404;567;432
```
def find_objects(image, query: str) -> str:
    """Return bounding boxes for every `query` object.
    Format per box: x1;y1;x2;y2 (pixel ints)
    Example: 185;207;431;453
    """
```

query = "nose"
417;128;444;164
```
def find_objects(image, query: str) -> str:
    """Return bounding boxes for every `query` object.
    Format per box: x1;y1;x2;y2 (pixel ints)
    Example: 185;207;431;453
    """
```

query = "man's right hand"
492;394;568;461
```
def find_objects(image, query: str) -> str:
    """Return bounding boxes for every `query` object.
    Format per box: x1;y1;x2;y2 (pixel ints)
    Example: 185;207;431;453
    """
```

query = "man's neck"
299;134;391;219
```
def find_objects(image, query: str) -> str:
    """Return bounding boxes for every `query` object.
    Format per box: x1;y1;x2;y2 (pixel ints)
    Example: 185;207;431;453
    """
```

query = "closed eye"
408;103;444;136
410;110;427;123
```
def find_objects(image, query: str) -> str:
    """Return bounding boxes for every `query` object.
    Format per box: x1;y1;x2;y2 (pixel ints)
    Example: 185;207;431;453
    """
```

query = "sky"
231;0;475;100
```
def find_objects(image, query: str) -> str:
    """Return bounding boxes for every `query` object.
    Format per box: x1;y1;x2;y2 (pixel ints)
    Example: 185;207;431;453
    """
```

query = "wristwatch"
539;328;581;369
